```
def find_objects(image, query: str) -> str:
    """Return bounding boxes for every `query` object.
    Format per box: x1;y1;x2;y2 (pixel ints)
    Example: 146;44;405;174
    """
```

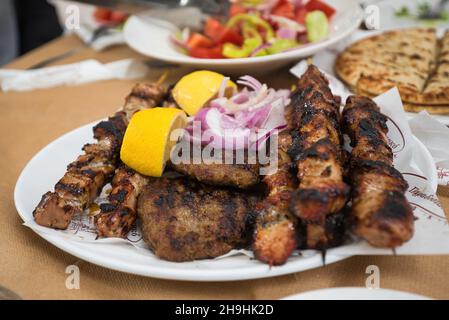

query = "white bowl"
123;0;364;75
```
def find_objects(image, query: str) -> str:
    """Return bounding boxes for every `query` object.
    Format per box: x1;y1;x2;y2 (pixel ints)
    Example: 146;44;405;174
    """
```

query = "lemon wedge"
120;108;187;177
172;70;236;116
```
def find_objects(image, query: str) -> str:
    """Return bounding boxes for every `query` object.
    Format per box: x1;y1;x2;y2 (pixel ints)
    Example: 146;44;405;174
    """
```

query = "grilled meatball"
137;177;254;262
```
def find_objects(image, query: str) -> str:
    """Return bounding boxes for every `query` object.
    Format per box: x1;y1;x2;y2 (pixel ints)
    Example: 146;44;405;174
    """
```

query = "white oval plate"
123;0;363;75
14;122;436;282
282;287;431;300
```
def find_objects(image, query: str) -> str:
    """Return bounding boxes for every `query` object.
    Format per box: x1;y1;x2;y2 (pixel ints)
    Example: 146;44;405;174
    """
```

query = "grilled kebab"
342;96;414;247
252;105;298;266
288;65;349;249
95;164;148;237
33;83;166;229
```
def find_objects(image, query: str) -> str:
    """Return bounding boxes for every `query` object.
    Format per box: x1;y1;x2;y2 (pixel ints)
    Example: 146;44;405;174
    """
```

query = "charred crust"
351;159;408;190
99;203;117;212
109;188;129;203
373;191;413;222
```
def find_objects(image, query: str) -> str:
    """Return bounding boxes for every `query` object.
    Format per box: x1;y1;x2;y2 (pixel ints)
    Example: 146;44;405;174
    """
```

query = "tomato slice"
295;7;308;25
189;46;224;59
304;0;336;18
217;28;243;46
109;11;128;24
204;17;243;46
229;3;246;17
93;8;112;23
272;1;295;20
204;18;226;42
186;33;214;49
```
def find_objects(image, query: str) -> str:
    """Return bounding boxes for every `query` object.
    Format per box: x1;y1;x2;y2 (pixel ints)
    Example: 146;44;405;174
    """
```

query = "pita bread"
402;103;449;115
421;31;449;104
355;88;449;115
335;28;449;110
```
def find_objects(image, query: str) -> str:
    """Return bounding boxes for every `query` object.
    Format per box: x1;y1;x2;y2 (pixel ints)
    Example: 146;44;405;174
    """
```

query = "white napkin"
74;26;125;52
0;59;149;92
409;111;449;187
50;0;126;51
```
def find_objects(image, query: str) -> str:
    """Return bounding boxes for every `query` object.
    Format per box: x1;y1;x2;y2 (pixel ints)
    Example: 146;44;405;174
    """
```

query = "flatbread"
422;31;449;104
355;88;449;115
402;103;449;115
335;28;449;110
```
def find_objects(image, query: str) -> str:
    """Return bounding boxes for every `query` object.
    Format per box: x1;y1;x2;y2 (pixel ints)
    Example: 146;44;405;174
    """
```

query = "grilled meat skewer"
288;65;349;250
342;96;414;248
253;121;298;266
95;165;148;237
33;84;166;229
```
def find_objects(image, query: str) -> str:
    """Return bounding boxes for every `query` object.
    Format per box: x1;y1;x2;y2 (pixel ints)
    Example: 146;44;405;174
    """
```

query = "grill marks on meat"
252;106;298;266
95;165;148;237
137;177;253;262
288;65;349;250
33;83;166;230
169;148;260;189
342;96;414;248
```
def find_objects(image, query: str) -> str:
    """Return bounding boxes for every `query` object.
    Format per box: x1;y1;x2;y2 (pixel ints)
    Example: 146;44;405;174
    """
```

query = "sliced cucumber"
306;10;329;43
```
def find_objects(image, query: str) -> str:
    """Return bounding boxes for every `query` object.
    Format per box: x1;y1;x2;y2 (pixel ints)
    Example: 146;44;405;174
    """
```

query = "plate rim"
281;287;432;300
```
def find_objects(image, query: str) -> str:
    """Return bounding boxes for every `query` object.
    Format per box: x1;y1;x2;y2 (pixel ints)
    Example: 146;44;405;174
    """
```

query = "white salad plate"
282;287;432;300
14;119;436;281
123;0;364;75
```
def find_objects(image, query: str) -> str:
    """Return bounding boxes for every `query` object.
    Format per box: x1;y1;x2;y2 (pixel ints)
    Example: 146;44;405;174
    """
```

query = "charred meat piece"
169;145;260;189
95;165;148;237
342;96;414;248
252;105;298;266
137;177;253;262
170;161;259;189
33;83;166;230
288;65;349;249
299;212;346;249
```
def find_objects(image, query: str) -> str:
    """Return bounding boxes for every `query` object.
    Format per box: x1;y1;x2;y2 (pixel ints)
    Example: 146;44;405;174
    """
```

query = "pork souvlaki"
252;104;298;266
288;65;349;249
342;96;414;247
33;84;166;229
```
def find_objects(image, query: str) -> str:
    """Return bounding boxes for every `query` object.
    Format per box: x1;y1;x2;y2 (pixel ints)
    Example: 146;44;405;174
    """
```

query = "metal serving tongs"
74;0;230;14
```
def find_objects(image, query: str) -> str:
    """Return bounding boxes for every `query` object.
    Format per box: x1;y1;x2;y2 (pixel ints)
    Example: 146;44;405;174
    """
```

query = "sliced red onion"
250;124;288;151
203;108;251;149
218;76;230;98
238;75;263;90
276;89;291;99
234;103;272;129
193;107;211;123
276;28;297;39
187;74;292;151
262;97;287;130
231;90;250;104
270;14;306;32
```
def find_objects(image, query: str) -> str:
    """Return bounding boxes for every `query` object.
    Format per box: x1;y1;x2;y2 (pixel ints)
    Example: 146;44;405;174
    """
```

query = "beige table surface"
1;35;449;300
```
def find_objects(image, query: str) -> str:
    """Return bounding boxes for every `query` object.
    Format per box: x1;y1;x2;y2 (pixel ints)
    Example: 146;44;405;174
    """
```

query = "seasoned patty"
137;177;253;262
169;161;260;189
